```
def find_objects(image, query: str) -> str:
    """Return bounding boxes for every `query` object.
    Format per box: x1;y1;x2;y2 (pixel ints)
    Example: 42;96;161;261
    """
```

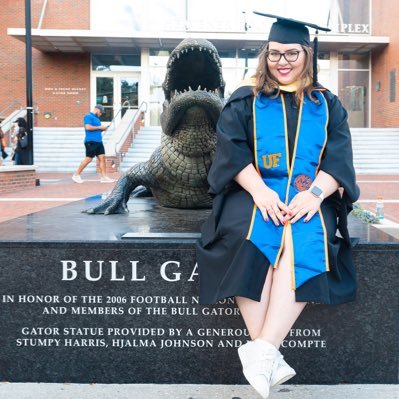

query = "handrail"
0;101;22;118
114;101;147;154
103;101;147;158
0;109;27;136
102;99;134;140
37;0;48;29
105;99;132;132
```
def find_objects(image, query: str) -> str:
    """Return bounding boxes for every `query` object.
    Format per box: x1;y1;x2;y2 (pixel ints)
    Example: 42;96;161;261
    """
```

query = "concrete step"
129;143;160;149
354;167;399;173
139;127;162;131
352;135;399;139
124;150;156;156
353;155;399;159
120;128;161;170
135;135;161;139
351;129;399;134
353;153;399;157
352;141;399;145
353;147;399;151
354;164;399;168
133;138;161;144
353;155;399;160
356;169;399;174
124;150;155;156
350;128;399;174
0;383;395;399
34;158;90;163
27;125;399;174
352;133;399;137
34;159;97;166
135;133;161;137
36;167;96;173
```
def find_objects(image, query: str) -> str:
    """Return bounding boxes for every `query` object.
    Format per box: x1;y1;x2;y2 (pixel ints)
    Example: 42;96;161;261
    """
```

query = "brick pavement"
0;172;121;224
0;172;398;225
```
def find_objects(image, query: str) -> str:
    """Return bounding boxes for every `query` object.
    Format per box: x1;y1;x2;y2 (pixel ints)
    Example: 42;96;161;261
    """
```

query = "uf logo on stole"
262;153;282;169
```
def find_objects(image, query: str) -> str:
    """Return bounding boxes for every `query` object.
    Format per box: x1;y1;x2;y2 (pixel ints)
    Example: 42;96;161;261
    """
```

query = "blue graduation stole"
247;91;329;289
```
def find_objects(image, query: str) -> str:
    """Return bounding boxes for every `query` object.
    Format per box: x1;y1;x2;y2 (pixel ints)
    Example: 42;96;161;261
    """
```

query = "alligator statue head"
85;38;225;214
161;38;225;137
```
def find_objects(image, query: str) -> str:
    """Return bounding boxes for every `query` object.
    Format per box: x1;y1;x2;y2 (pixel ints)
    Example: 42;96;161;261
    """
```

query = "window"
338;52;370;127
389;69;396;102
336;0;370;34
92;54;140;71
338;53;369;69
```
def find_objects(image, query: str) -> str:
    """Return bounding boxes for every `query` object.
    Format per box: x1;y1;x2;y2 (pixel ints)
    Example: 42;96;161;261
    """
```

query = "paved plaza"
1;172;398;235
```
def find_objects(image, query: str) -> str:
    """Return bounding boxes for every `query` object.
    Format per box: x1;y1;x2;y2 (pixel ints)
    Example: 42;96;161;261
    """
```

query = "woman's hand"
287;190;322;223
234;164;291;226
252;186;291;226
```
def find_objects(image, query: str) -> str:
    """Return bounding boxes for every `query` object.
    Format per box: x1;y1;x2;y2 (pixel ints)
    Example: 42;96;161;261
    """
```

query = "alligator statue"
85;38;225;215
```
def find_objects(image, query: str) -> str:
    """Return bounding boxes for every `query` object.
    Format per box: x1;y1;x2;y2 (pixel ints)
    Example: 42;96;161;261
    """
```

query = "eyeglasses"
266;50;304;63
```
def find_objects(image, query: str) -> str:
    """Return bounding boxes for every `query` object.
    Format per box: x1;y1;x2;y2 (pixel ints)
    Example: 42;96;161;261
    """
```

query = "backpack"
19;133;28;149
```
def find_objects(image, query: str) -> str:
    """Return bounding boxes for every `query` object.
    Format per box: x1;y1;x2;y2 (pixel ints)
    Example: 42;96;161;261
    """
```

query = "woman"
196;14;360;399
13;117;29;165
0;127;7;166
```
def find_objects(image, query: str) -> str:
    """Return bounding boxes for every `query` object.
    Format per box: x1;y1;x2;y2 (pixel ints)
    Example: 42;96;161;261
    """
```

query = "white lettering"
84;260;103;282
61;260;77;281
160;261;181;282
110;260;125;281
188;263;198;281
130;261;146;281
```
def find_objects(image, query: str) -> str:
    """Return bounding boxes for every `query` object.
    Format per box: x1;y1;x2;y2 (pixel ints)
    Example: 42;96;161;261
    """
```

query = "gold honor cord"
246;97;260;240
315;92;330;272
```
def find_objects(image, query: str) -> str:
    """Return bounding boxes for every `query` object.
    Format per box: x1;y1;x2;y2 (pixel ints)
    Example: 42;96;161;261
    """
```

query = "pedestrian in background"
0;127;8;166
13;117;29;165
72;104;115;183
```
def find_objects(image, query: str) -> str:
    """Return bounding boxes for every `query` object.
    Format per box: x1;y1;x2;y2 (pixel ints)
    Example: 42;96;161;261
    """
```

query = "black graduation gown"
196;85;360;305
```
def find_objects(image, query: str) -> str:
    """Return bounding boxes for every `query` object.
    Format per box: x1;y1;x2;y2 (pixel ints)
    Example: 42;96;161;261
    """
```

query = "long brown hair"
253;43;318;104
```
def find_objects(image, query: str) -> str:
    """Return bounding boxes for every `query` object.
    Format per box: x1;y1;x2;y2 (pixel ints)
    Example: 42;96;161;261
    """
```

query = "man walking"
72;104;115;183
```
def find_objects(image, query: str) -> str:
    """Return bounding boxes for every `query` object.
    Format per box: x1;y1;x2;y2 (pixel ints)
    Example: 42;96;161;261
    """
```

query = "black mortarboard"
253;12;331;85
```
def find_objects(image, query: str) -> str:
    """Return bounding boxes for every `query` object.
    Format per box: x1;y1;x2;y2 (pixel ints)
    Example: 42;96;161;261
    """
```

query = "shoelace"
253;353;276;378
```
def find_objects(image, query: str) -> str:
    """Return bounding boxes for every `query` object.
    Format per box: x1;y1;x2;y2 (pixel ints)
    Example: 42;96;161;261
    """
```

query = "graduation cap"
253;12;331;85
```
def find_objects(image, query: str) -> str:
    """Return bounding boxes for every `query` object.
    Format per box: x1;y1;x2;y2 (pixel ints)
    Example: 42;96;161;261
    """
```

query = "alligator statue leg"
84;161;152;215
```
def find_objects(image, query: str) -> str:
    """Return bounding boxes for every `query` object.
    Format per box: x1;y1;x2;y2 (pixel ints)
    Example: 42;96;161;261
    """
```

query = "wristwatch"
310;186;325;201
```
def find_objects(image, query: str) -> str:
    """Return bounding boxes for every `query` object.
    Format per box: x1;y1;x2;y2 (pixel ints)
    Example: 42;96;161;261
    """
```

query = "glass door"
120;76;139;118
96;76;114;122
93;73;140;125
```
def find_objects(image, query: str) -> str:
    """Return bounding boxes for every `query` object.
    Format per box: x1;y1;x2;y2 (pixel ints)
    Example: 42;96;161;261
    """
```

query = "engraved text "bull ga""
61;260;198;282
262;153;282;169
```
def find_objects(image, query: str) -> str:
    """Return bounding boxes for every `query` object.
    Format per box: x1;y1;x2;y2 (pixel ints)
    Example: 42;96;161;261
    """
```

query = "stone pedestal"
0;197;397;384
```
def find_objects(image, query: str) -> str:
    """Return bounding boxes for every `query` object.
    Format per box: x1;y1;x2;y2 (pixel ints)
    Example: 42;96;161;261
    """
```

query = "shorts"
85;141;105;158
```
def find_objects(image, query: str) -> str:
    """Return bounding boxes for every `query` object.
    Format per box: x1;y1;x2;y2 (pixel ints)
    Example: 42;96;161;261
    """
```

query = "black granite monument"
0;196;398;384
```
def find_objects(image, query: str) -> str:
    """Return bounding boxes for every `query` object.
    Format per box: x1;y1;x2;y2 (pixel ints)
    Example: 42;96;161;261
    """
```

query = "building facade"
371;0;399;127
0;0;397;129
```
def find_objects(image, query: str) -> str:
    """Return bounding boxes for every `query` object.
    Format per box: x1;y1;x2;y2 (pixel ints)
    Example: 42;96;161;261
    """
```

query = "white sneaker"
72;174;84;184
100;176;116;183
271;352;296;386
238;340;296;391
238;340;278;398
